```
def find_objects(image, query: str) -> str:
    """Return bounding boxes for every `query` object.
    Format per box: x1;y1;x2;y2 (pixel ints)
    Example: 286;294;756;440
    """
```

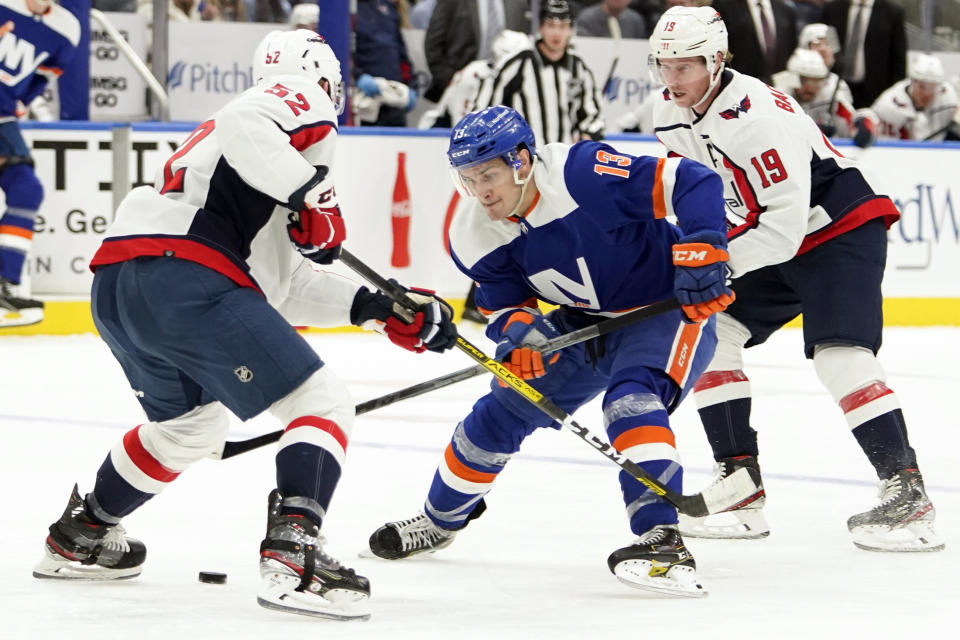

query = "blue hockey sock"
275;442;342;525
851;409;918;479
698;398;759;460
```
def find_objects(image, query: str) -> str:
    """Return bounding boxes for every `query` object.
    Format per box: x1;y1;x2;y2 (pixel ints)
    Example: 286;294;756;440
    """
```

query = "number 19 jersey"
653;69;900;279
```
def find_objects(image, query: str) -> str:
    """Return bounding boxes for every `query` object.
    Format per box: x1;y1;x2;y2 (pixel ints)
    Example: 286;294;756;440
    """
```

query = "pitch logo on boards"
168;60;253;94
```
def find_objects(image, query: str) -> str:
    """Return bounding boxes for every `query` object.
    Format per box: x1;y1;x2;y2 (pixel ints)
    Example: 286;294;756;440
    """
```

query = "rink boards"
9;123;960;335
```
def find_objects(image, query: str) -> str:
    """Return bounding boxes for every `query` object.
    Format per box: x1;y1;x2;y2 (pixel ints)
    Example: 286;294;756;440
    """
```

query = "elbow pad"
287;165;329;211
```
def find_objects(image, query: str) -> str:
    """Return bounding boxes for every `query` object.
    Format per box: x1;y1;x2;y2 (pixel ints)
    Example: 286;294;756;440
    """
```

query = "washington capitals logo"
719;95;751;120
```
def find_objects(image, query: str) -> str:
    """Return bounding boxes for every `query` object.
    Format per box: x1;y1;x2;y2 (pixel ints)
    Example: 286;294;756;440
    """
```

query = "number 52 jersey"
90;75;349;313
653;69;900;279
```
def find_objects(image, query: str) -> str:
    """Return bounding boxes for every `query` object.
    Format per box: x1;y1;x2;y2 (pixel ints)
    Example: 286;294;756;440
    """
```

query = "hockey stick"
219;298;681;459
602;16;622;96
339;249;762;518
922;119;960;141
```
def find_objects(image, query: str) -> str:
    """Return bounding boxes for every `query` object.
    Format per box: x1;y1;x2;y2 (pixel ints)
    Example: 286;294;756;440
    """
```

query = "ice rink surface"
2;324;957;639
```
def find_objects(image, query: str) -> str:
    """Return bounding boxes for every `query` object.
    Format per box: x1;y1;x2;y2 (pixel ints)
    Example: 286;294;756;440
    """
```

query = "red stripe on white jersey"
288;122;335;151
694;370;749;392
840;382;902;430
90;237;263;293
693;369;752;408
284;416;349;451
835;102;854;129
123;426;181;483
278;416;349;467
723;156;765;242
840;382;894;414
797;197;900;255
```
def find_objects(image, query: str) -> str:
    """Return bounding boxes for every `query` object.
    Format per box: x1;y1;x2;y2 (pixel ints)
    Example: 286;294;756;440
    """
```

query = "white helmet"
491;30;531;67
648;7;728;109
799;23;840;53
787;48;828;80
288;3;320;30
252;29;345;114
909;53;945;85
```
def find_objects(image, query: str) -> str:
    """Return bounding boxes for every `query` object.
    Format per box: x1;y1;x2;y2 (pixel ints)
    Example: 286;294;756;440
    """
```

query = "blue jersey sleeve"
449;247;539;341
564;141;727;239
671;158;728;238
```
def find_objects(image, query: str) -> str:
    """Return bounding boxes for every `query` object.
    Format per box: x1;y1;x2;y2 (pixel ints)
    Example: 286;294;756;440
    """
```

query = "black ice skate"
0;277;44;328
368;512;458;560
607;524;706;597
848;468;944;552
679;455;769;539
258;489;371;621
33;484;146;580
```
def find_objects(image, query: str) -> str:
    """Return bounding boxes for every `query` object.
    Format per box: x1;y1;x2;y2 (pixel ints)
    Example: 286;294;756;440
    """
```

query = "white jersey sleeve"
917;82;958;141
869;79;958;141
276;260;361;327
869;80;915;139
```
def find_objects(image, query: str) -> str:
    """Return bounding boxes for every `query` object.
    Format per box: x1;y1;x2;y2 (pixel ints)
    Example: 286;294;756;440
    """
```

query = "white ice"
2;325;957;639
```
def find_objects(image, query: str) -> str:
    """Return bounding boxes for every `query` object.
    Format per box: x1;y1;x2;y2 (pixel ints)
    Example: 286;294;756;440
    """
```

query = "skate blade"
358;546;443;561
678;509;770;540
0;308;43;328
851;521;945;553
700;467;765;515
613;561;708;598
257;577;370;621
33;554;142;581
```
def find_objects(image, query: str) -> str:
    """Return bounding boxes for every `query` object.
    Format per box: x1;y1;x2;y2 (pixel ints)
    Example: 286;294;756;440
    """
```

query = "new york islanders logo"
719;95;751;120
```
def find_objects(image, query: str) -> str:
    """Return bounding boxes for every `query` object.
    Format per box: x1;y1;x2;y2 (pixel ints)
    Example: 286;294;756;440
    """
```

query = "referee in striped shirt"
473;0;605;144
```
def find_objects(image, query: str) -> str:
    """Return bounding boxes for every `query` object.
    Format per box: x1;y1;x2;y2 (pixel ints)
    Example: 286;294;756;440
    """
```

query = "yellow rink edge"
1;298;958;336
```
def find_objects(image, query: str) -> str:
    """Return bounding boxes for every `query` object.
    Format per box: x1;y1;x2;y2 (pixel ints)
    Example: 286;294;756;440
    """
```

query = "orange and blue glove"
493;311;562;383
672;230;736;323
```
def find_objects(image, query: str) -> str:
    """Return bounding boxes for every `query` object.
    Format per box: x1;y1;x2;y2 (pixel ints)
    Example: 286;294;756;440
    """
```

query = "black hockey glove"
350;284;458;353
853;116;876;149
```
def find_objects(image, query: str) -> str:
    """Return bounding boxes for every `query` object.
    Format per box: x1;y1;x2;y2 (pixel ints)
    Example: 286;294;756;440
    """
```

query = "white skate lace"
101;525;131;552
315;534;343;570
713;460;728;485
397;514;449;551
876;476;905;506
635;525;673;546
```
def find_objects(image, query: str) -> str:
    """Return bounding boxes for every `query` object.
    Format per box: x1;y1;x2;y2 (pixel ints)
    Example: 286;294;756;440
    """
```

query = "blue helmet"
447;106;536;172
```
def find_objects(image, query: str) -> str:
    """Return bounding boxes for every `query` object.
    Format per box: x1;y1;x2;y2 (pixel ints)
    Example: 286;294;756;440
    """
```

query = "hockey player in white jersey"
772;48;873;146
650;7;942;552
0;0;79;325
32;30;457;621
418;29;532;130
864;53;960;141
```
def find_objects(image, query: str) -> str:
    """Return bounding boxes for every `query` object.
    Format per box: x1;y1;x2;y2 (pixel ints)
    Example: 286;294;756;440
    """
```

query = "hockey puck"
198;571;227;584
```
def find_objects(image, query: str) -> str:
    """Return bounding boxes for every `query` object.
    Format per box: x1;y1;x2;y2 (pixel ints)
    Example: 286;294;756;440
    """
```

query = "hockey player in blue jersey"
367;105;737;597
0;0;78;325
648;6;942;552
32;30;457;620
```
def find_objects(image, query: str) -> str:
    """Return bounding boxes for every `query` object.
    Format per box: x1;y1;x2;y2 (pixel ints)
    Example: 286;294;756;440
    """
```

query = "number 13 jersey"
653;69;900;279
